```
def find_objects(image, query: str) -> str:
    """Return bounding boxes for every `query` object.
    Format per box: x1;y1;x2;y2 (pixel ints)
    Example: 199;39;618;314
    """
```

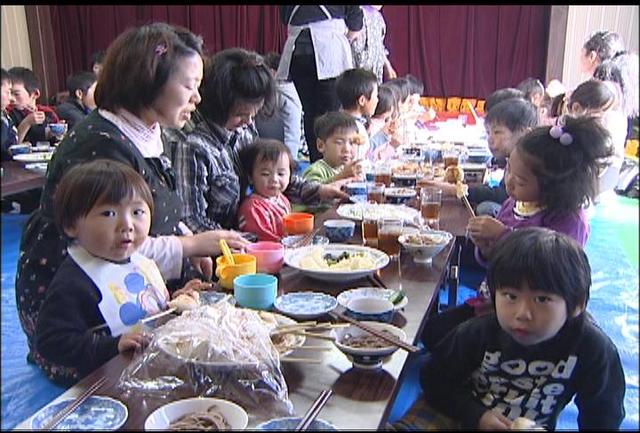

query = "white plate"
274;292;338;320
144;397;248;430
31;395;128;430
337;203;420;223
337;287;408;311
284;244;390;283
13;151;54;162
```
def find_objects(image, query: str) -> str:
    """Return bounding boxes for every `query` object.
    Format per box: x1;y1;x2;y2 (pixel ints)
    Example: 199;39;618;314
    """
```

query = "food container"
8;143;31;155
384;187;416;205
398;230;453;264
283;212;314;235
323;219;355;243
144;397;249;430
331;321;407;369
391;172;418;187
344;181;367;196
245;241;285;274
215;253;256;289
233;273;278;310
345;297;394;323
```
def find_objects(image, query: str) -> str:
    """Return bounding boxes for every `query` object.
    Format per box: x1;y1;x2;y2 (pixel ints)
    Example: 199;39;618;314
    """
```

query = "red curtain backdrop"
48;5;550;100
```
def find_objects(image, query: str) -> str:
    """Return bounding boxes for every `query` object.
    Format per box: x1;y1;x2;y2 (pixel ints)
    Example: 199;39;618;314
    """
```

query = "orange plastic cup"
283;212;314;235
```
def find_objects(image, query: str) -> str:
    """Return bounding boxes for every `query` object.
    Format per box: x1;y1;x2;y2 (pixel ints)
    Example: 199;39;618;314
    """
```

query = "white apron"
277;5;354;81
67;244;170;336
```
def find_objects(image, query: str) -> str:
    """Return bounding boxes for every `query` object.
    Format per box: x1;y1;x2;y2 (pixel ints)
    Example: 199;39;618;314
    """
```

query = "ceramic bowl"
256;417;337;430
144;397;248;430
323;219;355;243
233;273;278;310
9;143;31;155
331;322;407;369
48;122;67;136
281;234;329;249
283;212;314;235
245;241;285;274
384;187;416;205
345;297;394;323
391;173;418;187
344;181;367;196
398;230;453;264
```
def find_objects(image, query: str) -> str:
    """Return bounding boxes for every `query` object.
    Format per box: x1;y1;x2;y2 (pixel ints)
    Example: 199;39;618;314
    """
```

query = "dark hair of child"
593;54;639;119
487;226;590;317
335;68;378;110
7;66;40;94
385;77;411;104
53;159;154;238
238;138;296;199
91;50;106;67
1;68;11;83
66;71;97;97
485;87;525;112
374;85;396;117
405;73;424;95
485;98;538;132
568;79;615;112
516;116;613;214
516;77;544;102
583;30;625;64
262;52;281;72
313;111;359;142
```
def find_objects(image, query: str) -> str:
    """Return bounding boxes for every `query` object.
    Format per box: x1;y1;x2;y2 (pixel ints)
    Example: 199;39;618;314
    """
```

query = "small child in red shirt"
237;139;295;241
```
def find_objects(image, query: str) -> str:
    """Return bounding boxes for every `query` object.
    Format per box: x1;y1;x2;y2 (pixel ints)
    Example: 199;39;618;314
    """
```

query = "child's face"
317;129;359;168
64;194;152;262
370;109;393;136
251;153;291;198
495;282;572;346
409;93;422;111
225;100;263;130
505;147;541;203
1;79;12;111
361;84;379;117
82;81;97;110
10;82;37;110
485;122;525;160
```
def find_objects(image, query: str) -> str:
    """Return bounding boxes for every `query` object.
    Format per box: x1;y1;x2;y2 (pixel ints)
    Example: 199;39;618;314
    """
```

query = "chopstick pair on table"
294;388;333;431
41;376;108;430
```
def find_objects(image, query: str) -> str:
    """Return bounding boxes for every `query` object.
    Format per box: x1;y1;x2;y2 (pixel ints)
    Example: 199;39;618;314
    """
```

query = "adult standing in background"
350;5;397;85
277;5;363;163
254;52;304;160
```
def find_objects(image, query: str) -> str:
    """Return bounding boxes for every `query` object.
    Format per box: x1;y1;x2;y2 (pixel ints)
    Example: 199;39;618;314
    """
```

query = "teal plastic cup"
233;273;278;310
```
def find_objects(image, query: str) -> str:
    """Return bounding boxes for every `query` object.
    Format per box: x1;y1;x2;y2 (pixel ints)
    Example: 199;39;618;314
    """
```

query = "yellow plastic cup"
215;253;256;290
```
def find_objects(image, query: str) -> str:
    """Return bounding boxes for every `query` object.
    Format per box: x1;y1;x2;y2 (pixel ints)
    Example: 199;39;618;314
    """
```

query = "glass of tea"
421;187;442;230
377;218;404;259
443;150;459;169
361;201;379;247
374;165;392;187
366;182;385;204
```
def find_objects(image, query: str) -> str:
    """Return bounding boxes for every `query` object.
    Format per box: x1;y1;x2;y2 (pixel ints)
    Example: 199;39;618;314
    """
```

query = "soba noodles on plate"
168;405;230;430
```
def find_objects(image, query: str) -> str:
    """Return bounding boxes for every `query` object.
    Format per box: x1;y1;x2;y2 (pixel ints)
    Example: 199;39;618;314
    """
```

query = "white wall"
562;5;639;90
1;5;32;70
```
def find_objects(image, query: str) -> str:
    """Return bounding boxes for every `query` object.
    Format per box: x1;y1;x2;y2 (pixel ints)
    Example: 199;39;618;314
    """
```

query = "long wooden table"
15;199;471;430
1;161;46;198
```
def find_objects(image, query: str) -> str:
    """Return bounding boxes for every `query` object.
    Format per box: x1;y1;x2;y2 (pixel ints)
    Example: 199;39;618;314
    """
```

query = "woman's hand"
117;331;148;354
478;410;511;430
422;179;457;196
467;216;507;243
318;184;350;202
188;256;214;280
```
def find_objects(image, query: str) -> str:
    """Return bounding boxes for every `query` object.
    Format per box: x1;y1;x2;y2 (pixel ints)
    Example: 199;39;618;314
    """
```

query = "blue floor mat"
1;214;66;430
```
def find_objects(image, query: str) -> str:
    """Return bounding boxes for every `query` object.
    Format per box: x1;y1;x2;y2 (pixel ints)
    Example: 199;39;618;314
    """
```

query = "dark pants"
289;53;341;163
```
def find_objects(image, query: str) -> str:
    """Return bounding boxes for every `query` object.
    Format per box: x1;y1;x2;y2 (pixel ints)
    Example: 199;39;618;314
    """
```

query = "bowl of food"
345;297;394;323
9;143;31;155
391;172;418;187
284;244;389;283
398;230;453;264
344;181;367;196
383;187;416;205
331;322;407;369
144;397;248;430
256;417;337;430
281;234;329;249
323;219;355;243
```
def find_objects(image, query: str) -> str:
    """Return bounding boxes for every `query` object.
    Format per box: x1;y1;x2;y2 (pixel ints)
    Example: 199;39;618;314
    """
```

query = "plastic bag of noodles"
117;301;294;424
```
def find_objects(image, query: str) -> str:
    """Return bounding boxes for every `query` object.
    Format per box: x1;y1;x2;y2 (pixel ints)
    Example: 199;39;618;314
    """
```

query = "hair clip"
155;44;167;56
549;125;573;145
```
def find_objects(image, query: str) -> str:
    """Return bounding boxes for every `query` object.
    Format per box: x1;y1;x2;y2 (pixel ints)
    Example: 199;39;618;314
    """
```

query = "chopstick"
41;376;108;430
281;345;332;351
465;100;480;125
295;389;334;431
292;228;320;248
273;323;349;334
88;307;177;333
367;273;389;290
329;310;420;353
287;331;335;341
461;195;476;217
